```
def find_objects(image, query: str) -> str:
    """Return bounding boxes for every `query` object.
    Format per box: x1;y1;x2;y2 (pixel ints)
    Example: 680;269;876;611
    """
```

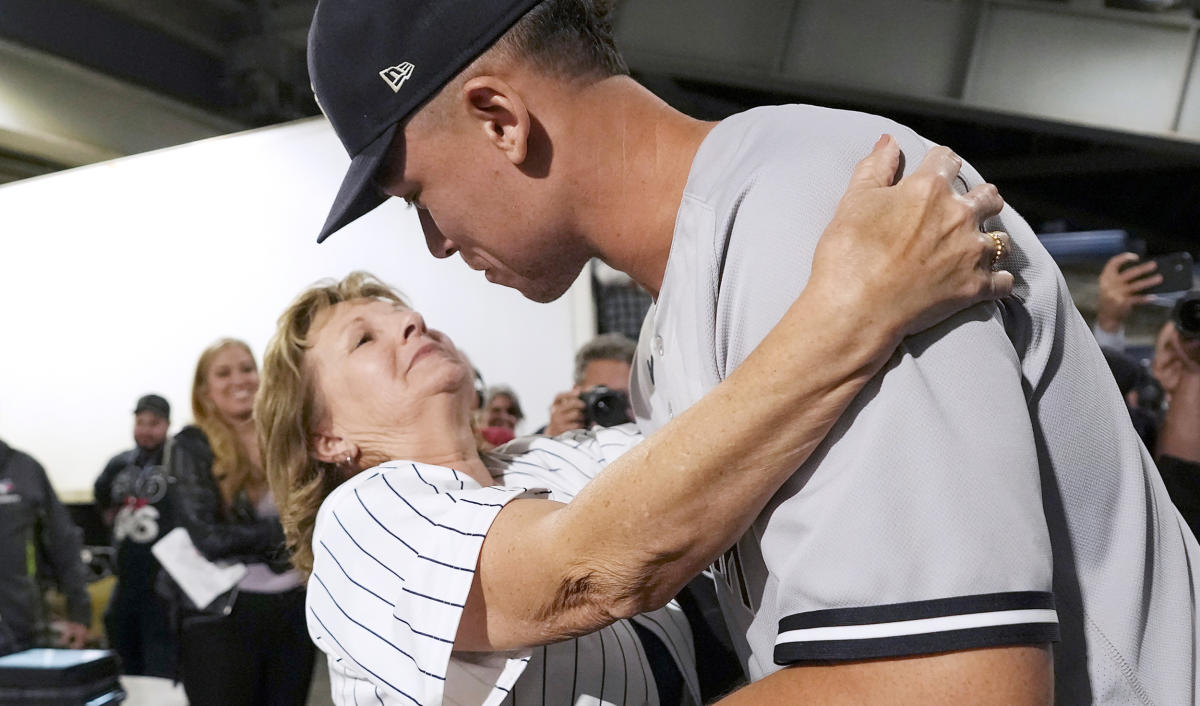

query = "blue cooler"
0;649;124;705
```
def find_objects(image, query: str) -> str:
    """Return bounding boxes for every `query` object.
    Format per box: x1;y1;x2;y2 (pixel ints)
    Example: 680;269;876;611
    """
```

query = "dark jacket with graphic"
0;439;91;651
93;442;170;606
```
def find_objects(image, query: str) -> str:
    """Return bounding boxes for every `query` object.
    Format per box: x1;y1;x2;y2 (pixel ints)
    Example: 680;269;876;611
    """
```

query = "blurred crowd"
1093;252;1200;538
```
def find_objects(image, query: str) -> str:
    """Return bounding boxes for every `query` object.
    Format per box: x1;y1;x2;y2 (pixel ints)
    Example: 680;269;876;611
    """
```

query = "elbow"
545;556;682;627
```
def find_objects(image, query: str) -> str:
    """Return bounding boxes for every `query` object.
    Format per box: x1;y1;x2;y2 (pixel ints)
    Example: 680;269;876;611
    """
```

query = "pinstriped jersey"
307;425;700;705
631;105;1200;704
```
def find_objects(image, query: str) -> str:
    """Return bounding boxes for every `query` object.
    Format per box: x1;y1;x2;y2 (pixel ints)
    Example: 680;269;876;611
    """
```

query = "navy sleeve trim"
775;591;1059;665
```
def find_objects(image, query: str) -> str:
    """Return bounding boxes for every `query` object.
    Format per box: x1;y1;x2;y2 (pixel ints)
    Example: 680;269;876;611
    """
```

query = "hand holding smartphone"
1118;252;1194;294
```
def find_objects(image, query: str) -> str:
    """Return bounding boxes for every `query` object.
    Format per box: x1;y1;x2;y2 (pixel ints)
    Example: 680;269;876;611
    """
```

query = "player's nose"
418;209;457;259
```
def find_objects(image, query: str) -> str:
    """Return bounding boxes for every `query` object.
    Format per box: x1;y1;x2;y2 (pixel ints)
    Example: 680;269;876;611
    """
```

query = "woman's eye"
355;333;373;349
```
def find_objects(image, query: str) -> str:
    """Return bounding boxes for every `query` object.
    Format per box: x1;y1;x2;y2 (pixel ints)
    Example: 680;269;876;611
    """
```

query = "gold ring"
985;230;1007;270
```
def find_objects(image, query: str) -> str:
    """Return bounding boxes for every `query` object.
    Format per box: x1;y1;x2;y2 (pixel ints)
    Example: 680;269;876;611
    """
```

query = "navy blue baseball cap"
309;0;543;243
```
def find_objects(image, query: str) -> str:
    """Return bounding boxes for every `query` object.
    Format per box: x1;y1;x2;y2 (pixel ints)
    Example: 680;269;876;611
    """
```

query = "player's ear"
461;75;529;166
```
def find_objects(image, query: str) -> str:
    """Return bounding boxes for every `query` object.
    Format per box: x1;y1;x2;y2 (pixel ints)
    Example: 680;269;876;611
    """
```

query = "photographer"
1152;296;1200;539
543;333;636;436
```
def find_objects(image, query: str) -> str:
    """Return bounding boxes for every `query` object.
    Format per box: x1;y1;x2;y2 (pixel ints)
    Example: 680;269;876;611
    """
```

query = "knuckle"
912;173;941;197
953;198;974;220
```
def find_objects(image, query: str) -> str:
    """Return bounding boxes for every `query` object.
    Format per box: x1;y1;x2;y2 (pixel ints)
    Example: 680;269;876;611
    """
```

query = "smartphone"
1120;252;1195;294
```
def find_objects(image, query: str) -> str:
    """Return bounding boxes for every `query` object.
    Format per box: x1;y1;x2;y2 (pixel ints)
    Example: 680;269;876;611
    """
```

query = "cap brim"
316;123;399;243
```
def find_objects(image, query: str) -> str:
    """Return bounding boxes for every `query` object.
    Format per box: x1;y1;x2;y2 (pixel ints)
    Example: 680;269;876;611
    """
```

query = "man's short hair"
492;0;629;79
574;333;636;385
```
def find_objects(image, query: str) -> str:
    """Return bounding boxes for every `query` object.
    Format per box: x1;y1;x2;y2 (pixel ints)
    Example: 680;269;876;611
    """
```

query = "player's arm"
717;646;1053;705
455;137;1009;651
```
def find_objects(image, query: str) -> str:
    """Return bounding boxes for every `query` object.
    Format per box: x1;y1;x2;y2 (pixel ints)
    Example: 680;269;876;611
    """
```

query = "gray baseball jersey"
631;104;1199;704
307;425;699;705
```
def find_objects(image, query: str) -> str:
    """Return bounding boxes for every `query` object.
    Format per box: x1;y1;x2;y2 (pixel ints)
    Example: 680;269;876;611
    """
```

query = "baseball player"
306;0;1200;702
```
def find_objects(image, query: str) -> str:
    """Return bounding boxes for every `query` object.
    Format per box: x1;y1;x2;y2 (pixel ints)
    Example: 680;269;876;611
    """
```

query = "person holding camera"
543;333;636;436
93;393;177;678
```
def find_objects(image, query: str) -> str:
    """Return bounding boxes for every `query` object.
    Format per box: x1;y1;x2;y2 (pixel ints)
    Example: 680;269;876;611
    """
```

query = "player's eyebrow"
370;172;417;208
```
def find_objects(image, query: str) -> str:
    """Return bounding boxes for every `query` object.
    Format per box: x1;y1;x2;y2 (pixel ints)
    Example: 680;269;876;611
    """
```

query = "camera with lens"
1172;291;1200;340
580;386;632;427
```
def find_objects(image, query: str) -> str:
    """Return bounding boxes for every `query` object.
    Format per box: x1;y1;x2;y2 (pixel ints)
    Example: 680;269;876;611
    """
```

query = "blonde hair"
255;272;407;576
192;338;265;508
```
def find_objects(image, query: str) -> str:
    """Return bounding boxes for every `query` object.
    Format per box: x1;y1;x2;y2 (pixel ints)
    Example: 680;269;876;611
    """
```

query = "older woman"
255;150;1010;704
165;338;315;706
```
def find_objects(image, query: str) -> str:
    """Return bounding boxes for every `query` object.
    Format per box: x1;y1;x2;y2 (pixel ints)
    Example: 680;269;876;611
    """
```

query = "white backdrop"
0;118;591;499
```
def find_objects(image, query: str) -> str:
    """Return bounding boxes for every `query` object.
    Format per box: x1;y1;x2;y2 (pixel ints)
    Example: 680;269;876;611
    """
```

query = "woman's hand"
807;135;1012;341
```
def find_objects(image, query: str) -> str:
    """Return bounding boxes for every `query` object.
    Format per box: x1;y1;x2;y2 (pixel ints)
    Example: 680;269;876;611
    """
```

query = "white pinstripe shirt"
308;425;699;705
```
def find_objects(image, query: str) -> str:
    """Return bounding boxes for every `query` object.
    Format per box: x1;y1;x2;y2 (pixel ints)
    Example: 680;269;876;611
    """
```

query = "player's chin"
512;276;574;304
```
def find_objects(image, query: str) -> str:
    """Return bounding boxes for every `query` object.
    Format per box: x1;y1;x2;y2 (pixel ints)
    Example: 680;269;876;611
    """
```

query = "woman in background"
165;338;314;706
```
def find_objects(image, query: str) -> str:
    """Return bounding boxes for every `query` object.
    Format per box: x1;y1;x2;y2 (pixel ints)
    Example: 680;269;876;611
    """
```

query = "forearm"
1158;373;1200;463
480;288;900;646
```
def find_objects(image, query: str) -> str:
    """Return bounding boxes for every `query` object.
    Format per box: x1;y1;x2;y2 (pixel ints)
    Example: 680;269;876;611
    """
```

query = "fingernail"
876;134;890;148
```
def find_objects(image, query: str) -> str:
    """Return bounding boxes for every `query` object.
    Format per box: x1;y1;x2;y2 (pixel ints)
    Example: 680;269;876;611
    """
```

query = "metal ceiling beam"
0;0;233;110
79;0;246;57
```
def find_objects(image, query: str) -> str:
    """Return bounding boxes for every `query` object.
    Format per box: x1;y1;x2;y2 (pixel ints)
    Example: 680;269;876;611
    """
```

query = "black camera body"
580;386;632;428
1173;291;1200;340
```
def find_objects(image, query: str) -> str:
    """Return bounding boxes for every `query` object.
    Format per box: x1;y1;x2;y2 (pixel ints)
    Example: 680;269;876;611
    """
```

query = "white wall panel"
615;0;797;71
966;3;1194;134
782;0;975;99
1173;41;1200;139
0;118;584;497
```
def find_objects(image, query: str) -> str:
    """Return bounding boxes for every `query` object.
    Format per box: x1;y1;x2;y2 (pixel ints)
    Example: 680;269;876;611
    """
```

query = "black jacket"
93;442;171;605
0;439;91;651
164;426;289;572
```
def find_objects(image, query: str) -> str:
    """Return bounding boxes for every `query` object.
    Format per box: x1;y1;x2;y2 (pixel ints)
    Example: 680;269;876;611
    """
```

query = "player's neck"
566;78;716;298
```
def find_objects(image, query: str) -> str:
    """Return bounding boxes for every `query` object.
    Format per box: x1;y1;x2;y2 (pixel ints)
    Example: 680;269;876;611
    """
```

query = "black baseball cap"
134;394;170;420
309;0;543;243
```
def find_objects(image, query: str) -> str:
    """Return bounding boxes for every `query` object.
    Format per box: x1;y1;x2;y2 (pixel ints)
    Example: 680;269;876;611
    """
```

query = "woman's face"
204;345;259;422
307;298;471;444
483;394;520;431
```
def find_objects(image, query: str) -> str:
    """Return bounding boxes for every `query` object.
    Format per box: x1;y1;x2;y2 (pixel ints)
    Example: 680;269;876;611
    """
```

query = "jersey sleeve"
306;462;546;705
715;121;1059;664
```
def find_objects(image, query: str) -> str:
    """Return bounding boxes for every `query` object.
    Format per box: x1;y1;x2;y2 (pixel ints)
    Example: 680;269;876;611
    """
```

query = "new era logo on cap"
380;62;415;92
